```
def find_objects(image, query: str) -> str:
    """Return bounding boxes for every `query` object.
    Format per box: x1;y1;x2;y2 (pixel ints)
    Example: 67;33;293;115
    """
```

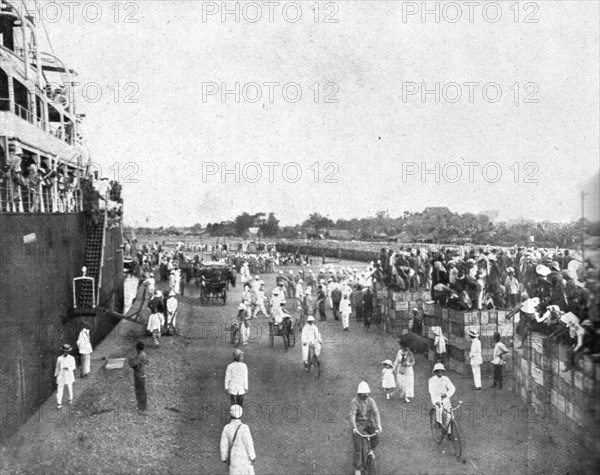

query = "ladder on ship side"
73;210;107;314
74;208;150;324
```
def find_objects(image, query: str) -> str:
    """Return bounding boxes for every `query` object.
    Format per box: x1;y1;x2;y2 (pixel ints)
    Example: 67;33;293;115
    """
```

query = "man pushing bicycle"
428;363;456;428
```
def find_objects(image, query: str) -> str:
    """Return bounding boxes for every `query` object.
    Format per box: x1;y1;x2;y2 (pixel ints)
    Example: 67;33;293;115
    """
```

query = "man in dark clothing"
561;250;572;270
128;341;148;412
351;286;364;321
431;261;448;299
565;280;590;321
317;286;327;321
547;262;567;309
362;288;374;331
331;286;342;321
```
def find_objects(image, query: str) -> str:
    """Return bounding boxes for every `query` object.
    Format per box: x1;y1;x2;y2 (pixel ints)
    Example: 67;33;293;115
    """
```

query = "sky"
30;0;600;227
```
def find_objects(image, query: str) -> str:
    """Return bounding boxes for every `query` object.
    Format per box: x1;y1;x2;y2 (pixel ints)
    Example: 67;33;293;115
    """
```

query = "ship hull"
0;212;124;440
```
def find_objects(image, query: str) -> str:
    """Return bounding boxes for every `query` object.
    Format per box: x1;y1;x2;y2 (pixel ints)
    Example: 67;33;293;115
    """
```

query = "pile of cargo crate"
377;288;430;335
420;304;515;375
514;331;600;452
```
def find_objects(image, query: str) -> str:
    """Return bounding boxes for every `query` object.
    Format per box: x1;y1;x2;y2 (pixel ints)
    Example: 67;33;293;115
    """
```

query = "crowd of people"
50;237;599;474
1;146;82;213
370;244;600;360
373;245;596;313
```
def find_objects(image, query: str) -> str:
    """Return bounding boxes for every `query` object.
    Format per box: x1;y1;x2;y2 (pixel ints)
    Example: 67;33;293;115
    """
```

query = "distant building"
423;207;452;217
326;229;354;240
389;231;416;243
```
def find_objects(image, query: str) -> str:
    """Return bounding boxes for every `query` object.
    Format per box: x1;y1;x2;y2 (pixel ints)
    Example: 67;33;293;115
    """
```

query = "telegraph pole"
581;191;587;263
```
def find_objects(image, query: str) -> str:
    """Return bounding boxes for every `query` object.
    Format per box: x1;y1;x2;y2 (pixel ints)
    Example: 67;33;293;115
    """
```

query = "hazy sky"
35;0;599;226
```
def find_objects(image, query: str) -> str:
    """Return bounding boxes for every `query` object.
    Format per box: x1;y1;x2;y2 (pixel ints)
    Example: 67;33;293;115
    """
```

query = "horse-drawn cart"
196;262;236;305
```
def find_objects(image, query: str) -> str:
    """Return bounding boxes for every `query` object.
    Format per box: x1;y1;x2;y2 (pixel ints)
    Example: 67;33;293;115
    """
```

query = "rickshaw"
269;314;297;350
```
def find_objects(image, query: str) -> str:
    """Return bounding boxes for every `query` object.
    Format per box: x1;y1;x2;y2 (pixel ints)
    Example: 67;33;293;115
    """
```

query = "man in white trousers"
220;405;256;474
469;329;482;390
55;344;76;409
301;316;322;369
340;292;352;331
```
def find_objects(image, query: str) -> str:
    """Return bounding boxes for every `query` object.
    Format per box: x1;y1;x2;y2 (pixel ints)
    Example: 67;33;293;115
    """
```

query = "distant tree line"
129;208;599;248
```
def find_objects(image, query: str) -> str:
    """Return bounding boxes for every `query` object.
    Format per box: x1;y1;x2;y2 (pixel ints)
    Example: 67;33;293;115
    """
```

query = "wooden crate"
480;311;489;325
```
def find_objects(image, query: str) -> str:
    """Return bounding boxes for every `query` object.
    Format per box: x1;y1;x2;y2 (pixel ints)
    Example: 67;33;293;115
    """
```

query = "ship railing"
0;182;17;212
1;97;72;141
0;180;23;212
0;178;83;214
14;103;34;123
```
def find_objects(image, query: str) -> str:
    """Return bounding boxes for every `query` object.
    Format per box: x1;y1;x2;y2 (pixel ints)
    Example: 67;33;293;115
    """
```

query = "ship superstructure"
0;1;124;440
1;0;87;211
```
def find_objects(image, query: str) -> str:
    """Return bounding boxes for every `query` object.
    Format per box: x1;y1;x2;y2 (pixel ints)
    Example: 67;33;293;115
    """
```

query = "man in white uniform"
301;316;322;369
251;284;267;319
271;301;290;327
428;363;456;426
55;344;76;409
469;329;482;390
225;349;248;407
93;176;111;210
220;405;256;474
165;290;178;334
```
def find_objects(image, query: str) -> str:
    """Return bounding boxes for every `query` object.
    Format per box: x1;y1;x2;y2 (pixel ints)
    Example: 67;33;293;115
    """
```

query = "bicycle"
355;429;379;475
429;401;462;458
306;343;321;378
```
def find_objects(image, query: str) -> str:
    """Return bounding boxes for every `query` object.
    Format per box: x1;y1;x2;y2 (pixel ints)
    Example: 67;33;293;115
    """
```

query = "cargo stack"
377;288;430;344
514;331;600;452
422;305;515;376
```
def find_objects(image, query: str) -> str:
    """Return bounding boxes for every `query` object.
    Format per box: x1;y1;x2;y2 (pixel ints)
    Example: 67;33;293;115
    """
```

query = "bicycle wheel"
450;421;461;458
365;454;377;475
430;409;443;444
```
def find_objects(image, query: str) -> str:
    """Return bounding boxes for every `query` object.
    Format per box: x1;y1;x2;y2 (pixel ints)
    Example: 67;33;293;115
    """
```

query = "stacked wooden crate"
381;289;429;336
514;331;600;452
420;305;515;375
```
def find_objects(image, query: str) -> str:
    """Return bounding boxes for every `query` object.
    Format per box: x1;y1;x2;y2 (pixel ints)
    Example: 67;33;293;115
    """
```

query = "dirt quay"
1;263;598;474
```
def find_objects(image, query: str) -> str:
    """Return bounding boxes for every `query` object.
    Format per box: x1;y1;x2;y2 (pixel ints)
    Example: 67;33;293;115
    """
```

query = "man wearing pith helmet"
349;381;382;475
220;405;256;474
428;363;456;426
301;315;322;369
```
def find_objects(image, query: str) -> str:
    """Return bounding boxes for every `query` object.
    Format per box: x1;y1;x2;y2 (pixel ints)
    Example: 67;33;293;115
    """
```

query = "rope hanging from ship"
98;286;149;325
